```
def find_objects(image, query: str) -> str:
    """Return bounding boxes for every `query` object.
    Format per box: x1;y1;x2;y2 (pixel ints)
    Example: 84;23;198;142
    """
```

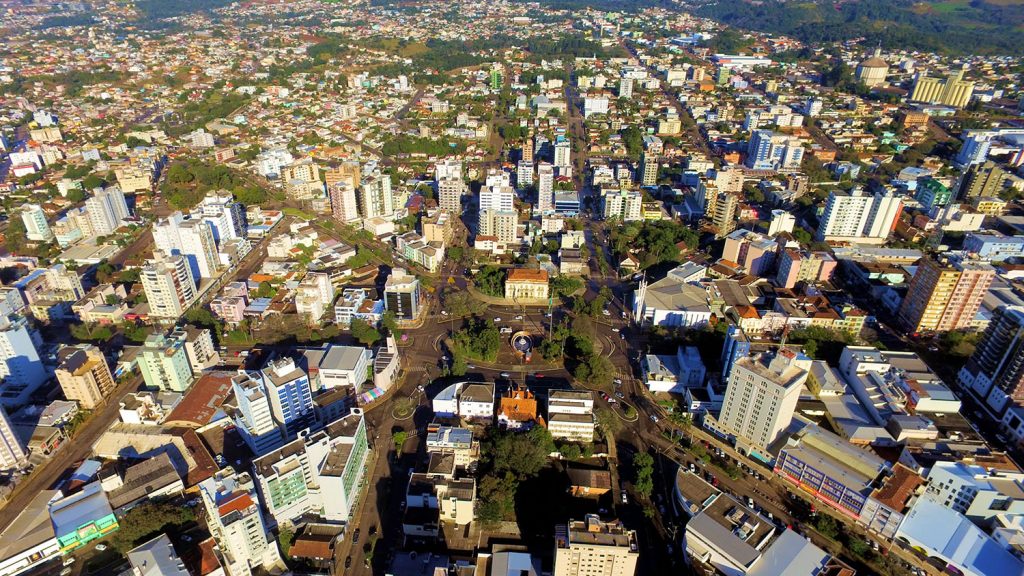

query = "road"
0;375;143;533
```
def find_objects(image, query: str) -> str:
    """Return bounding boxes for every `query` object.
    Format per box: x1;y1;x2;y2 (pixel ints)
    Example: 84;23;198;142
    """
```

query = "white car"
602;309;611;316
514;315;523;320
611;328;620;333
440;311;448;316
493;317;502;322
500;372;510;378
95;544;108;552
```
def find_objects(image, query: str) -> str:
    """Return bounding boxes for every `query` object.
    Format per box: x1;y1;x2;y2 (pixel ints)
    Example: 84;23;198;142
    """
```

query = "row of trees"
162;158;267;209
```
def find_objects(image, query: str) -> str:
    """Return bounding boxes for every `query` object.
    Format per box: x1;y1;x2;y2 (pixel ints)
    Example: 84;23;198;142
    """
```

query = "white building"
251;410;370;527
194;191;246;243
199;468;282;576
0;405;26;470
547;390;595;443
295;272;334;322
601;190;643;221
358;172;394;219
767;210;795;236
20;205;52;242
153;212;221;280
817;188;902;242
84;186;130;235
317;344;372;390
922;461;1024;523
0;315;47;408
536;163;554;214
141;255;197;319
714;348;809;455
642;346;707;393
745;130;804;171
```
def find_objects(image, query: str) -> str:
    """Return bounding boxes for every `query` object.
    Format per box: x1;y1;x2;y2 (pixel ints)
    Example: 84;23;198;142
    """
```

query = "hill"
687;0;1024;55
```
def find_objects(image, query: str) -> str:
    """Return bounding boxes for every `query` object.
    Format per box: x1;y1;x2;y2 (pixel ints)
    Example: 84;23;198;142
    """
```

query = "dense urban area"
1;0;1024;575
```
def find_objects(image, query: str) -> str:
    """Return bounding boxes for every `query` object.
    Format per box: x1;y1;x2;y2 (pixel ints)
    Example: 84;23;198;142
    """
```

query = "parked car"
500;372;510;378
650;414;659;423
493;317;502;322
353;529;360;543
602;309;611;316
621;492;628;504
514;315;523;320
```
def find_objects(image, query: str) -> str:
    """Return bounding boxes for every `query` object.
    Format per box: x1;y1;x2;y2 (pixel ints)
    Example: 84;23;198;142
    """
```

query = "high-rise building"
956;132;994;167
357;172;394;219
745;130;804;171
601;190;643;222
141;254;197;318
325;162;361;190
960;306;1024;413
21;204;52;242
712;192;738;238
84;186;130;235
435;159;462;182
915;178;952;211
618;77;633;99
384;268;422;320
554;140;571;170
199;468;281;575
553;515;638;576
0;405;26;469
910;67;975;109
517;160;534;188
768;209;796;236
437;178;464;214
716;348;810;452
479;210;519;246
194;191;246;243
329;182;359;223
252;410;369;527
260;358;316;440
775;249;837;289
898;254;995;333
959;161;1010;200
536;163;554;214
641;154;658;186
817;188;901;242
138;332;194;392
55;345;115;409
295;272;333;322
233;374;284;454
233;359;315;454
522;138;534;163
177;218;220;279
0;315;47;404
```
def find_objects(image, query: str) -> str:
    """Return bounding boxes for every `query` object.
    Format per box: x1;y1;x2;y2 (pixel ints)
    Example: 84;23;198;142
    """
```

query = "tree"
815;515;840;540
473;266;505;297
278;527;295;560
256;281;275;299
633;452;654;500
350;318;382;346
109;502;195;553
392;430;408;454
485;426;555;480
382;310;401;337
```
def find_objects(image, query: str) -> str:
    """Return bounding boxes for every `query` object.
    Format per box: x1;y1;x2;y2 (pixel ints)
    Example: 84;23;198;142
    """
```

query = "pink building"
210;295;247;325
775;249;836;289
721;229;778;277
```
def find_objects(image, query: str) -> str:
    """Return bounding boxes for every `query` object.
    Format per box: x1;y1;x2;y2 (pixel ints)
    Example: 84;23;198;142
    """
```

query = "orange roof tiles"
507;268;548;283
871;463;923;512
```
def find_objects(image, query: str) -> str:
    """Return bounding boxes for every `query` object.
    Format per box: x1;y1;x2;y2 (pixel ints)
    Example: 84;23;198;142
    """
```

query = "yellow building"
55;345;115;410
972;196;1008;216
897;255;995;333
910;67;975;109
505;268;549;301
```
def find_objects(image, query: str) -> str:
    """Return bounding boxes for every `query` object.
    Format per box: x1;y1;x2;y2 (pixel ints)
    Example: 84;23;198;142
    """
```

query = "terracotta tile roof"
164;371;234;427
507;268;548;283
217;492;254;518
289;537;333;560
871;463;923;511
